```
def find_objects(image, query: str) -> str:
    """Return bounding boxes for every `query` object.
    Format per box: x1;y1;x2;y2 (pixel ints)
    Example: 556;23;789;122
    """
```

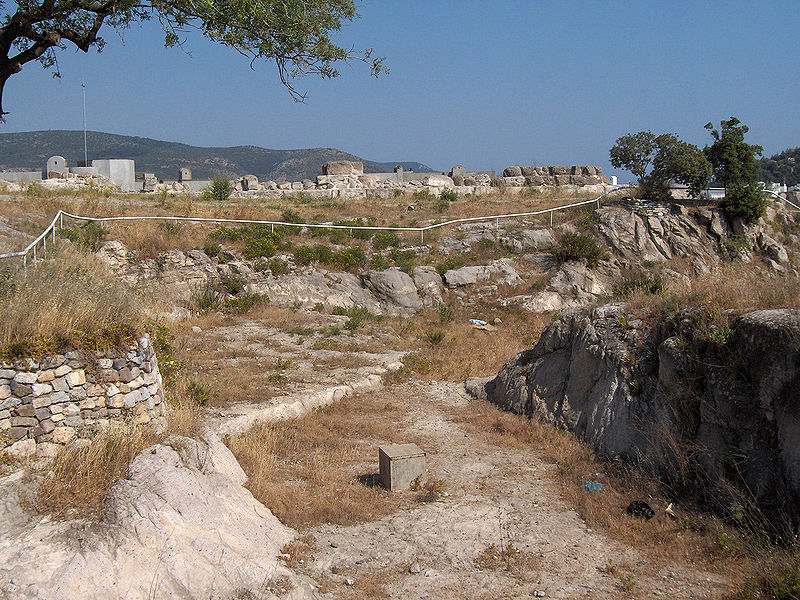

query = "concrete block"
379;443;426;491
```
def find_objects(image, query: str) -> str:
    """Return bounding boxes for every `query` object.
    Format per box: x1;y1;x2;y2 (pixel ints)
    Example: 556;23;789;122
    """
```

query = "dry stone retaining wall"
0;334;165;458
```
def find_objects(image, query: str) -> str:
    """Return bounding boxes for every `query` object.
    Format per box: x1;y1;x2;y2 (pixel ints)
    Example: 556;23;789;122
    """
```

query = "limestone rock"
413;266;444;309
422;174;454;188
361;268;422;316
481;305;800;531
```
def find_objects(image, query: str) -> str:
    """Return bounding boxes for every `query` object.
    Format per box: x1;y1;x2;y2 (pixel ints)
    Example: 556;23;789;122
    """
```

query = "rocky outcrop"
478;304;800;532
0;430;315;599
98;242;432;317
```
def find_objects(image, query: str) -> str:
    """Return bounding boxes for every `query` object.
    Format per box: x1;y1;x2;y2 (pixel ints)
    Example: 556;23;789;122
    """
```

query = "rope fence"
2;185;795;273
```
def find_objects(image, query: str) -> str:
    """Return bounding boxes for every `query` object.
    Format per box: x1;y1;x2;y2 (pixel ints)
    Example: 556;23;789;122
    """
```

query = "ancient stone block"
13;404;35;418
13;372;37;384
54;365;72;377
97;358;113;370
11;416;37;428
379;443;426;491
503;166;522;177
0;385;10;401
65;370;86;387
31;383;53;397
11;382;32;397
51;377;69;392
51;427;75;444
0;369;16;379
37;369;55;382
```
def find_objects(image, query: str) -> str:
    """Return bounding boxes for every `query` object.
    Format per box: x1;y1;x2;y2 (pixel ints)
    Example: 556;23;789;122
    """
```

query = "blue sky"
2;0;798;181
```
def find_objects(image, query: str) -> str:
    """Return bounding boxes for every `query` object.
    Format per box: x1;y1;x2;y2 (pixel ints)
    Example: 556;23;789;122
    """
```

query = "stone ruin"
0;335;166;460
219;160;610;200
501;165;608;187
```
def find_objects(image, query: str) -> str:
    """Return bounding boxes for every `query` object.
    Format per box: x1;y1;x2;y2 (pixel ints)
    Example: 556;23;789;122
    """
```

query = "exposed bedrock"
472;304;800;532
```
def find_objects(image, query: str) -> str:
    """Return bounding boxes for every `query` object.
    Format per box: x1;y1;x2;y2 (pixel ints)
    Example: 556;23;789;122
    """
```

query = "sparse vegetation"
553;232;605;264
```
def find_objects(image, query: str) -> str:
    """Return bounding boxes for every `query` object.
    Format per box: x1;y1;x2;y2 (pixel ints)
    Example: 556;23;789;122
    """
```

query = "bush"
221;276;244;295
293;246;315;266
333;218;371;240
439;188;458;203
202;176;232;202
209;226;243;242
373;230;400;250
313;244;334;264
268;258;290;276
554;232;605;264
243;237;276;259
436;256;465;276
192;281;225;312
331;247;366;271
203;242;221;257
186;380;213;406
370;255;392;270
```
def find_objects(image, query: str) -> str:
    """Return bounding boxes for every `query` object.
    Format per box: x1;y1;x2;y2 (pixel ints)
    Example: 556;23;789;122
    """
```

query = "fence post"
59;213;63;230
420;230;424;244
550;211;553;226
23;254;27;277
495;217;499;232
271;224;274;234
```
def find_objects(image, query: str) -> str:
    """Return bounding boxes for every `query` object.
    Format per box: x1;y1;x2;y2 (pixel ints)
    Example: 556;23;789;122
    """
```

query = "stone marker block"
379;443;426;491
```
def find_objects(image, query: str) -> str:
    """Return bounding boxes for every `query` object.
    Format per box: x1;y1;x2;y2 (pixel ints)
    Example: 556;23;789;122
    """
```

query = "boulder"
422;174;454;188
362;268;422;316
323;161;363;176
413;266;444;309
241;175;259;191
481;305;800;533
503;166;522;177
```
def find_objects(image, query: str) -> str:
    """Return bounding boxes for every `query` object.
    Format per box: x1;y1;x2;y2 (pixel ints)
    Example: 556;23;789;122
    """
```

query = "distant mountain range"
0;130;435;182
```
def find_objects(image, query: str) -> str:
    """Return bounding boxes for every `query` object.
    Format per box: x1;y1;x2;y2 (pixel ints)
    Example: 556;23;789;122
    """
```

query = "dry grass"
474;542;541;576
280;534;318;569
453;398;800;594
388;306;550;381
626;262;800;317
226;393;425;530
35;422;161;519
0;245;145;357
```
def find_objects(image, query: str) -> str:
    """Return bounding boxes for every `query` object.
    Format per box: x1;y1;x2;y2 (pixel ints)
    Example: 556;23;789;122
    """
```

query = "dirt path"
293;380;727;600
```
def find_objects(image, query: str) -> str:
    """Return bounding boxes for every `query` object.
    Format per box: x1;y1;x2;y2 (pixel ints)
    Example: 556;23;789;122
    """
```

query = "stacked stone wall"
501;165;608;187
0;334;165;458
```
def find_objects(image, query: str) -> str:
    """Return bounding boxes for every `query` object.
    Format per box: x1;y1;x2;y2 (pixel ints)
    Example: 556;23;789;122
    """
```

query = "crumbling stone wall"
501;165;608;187
0;334;165;458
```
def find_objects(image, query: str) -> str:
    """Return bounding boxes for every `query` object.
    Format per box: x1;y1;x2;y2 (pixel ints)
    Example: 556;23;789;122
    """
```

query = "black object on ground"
626;500;655;520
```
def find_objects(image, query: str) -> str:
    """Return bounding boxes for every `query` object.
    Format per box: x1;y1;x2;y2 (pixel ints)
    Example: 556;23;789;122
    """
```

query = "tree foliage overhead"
704;117;765;224
609;130;711;200
0;0;386;120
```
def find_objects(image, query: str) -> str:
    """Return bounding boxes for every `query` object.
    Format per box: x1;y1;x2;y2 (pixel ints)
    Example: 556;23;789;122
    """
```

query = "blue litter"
583;480;605;493
469;319;487;326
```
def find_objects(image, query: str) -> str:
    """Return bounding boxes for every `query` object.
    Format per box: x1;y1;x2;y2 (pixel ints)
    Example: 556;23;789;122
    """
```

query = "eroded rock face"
362;268;422;315
480;305;800;531
0;430;313;599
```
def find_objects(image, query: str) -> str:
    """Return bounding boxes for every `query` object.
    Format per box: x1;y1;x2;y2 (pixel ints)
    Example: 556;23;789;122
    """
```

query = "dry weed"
0;245;144;356
280;534;318;569
35;422;160;519
226;393;421;529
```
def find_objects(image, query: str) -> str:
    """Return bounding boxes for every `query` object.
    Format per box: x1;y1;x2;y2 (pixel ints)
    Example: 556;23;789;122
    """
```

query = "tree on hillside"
759;147;799;187
0;0;386;121
704;117;764;224
609;131;711;200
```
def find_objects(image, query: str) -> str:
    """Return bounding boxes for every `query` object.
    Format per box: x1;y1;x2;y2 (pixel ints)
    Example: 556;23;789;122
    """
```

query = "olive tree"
0;0;386;120
704;117;765;224
610;131;711;200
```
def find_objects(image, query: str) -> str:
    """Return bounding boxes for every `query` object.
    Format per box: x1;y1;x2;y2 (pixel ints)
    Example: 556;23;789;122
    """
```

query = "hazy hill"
0;130;435;181
759;147;799;187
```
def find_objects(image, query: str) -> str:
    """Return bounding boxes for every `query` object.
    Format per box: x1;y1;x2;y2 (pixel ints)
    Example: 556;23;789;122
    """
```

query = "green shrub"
80;221;107;252
331;246;366;271
253;258;269;272
439;188;458;203
209;226;243;242
57;227;80;244
313;244;334;264
436;256;465;276
159;221;183;236
226;292;262;314
438;302;454;323
193;282;224;312
203;242;221;257
221;277;244;295
202;176;232;202
370;255;392;270
391;248;416;276
412;189;432;200
554;232;605;264
293;246;315;266
373;230;400;250
186;381;213;406
243;237;276;259
617;276;665;297
268;258;290;276
424;330;446;345
333;218;371;240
